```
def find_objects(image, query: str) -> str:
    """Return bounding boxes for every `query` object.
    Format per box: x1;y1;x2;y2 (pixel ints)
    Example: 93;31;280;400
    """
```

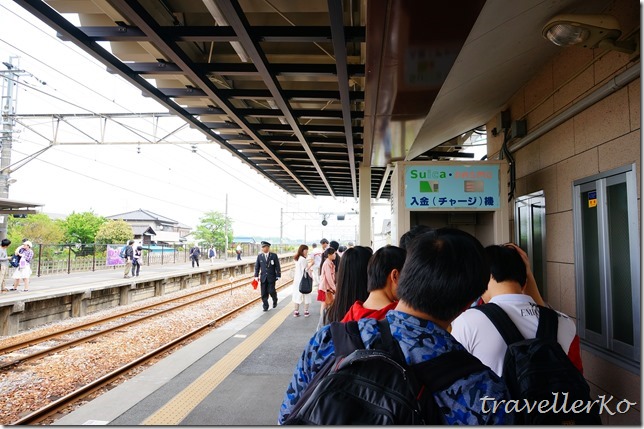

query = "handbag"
299;271;313;294
324;289;335;306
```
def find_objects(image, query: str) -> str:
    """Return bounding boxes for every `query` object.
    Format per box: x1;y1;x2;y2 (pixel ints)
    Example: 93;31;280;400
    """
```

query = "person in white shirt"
292;244;313;317
451;243;583;377
308;242;323;291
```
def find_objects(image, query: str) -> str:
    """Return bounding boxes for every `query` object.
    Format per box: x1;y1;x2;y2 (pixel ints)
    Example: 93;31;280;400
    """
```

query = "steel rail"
0;272;256;355
11;280;292;425
0;264;293;367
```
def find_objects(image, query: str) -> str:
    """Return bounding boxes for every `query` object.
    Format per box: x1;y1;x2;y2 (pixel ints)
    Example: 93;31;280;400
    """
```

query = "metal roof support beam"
105;0;313;196
376;164;393;199
214;0;336;197
13;0;292;193
239;108;363;119
73;25;365;43
124;62;365;77
328;0;358;197
250;124;362;134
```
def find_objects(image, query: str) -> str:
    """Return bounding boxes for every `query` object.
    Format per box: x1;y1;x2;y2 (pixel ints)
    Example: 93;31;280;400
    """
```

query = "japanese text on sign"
404;164;501;209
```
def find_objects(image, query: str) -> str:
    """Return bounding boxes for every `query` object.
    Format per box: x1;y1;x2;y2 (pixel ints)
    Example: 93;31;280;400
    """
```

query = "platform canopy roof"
15;0;615;199
0;197;43;215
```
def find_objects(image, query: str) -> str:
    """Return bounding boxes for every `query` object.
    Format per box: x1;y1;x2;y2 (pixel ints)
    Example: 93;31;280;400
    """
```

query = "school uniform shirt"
451;294;582;377
341;300;398;322
278;310;512;425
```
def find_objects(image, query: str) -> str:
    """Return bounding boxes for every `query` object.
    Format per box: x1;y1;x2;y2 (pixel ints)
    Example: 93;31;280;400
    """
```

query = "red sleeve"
567;335;584;375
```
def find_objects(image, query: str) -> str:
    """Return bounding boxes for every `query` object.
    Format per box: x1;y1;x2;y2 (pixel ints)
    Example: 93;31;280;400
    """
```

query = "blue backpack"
283;319;487;425
119;245;127;259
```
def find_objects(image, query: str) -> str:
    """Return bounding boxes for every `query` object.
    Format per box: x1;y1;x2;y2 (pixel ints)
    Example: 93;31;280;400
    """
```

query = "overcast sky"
0;1;378;243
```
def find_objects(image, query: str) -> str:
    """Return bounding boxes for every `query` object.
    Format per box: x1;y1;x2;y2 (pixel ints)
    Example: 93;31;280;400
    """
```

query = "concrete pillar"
0;302;24;336
180;277;188;290
154;280;165;297
359;163;372;246
71;291;91;317
120;285;132;305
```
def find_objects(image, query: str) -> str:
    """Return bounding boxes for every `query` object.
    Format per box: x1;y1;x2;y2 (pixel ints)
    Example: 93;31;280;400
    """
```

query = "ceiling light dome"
542;14;621;49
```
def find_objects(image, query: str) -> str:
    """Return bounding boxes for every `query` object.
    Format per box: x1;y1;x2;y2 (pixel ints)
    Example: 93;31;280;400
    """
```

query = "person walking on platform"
0;238;11;292
236;244;242;260
292;244;313;317
132;245;143;277
11;241;34;292
190;245;201;267
254;241;281;311
208;246;217;264
123;240;134;278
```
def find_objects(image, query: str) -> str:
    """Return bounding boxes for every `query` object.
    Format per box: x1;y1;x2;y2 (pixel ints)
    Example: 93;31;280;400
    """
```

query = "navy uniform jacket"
254;252;281;282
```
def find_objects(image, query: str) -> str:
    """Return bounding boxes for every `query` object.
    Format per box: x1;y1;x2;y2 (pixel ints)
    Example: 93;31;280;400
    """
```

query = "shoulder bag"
299;270;313;294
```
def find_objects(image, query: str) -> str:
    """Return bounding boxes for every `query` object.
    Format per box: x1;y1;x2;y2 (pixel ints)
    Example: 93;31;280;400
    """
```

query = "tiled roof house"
107;209;191;245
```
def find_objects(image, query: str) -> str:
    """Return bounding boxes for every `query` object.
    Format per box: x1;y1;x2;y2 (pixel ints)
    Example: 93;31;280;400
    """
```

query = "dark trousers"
191;256;199;267
237;252;242;260
260;279;278;310
132;261;141;277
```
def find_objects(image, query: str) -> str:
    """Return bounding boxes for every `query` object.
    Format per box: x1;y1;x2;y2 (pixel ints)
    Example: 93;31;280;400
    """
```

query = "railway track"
3;277;293;425
0;264;293;368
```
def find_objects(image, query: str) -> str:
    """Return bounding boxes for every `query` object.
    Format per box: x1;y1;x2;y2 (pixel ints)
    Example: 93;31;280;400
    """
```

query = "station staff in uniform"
254;241;281;311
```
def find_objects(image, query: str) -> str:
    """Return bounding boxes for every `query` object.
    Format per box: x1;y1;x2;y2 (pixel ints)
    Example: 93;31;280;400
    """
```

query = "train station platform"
0;254;294;336
53;285;315;425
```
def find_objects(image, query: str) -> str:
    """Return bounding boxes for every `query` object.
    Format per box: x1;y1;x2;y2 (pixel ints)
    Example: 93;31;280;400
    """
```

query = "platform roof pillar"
358;163;372;247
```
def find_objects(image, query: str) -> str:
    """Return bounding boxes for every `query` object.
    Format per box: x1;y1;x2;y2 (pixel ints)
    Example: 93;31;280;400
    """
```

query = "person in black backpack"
189;245;201;267
122;240;134;278
451;244;600;424
278;228;513;425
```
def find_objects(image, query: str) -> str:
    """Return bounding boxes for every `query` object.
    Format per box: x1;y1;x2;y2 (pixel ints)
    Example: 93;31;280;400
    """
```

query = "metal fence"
13;243;295;277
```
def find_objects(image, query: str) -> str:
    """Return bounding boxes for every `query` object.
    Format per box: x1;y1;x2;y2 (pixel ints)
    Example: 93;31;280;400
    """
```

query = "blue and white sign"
404;164;501;210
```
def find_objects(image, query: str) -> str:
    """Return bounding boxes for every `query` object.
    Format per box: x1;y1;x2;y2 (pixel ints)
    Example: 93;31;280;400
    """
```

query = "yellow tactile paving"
142;304;292;425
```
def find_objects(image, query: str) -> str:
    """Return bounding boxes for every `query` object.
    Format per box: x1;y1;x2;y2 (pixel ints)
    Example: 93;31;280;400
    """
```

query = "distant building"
232;236;256;244
107;209;191;246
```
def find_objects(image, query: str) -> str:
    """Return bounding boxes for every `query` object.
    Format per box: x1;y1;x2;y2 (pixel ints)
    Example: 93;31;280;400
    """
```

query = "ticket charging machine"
390;161;509;247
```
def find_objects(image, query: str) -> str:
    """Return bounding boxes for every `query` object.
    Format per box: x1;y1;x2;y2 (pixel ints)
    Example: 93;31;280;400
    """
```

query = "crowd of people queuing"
276;228;592;425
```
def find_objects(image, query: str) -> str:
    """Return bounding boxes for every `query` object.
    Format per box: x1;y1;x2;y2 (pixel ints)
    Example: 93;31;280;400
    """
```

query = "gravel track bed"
0;279;288;425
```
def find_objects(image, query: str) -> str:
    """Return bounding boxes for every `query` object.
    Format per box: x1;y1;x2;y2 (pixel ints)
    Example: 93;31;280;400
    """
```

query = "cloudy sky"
0;1;376;242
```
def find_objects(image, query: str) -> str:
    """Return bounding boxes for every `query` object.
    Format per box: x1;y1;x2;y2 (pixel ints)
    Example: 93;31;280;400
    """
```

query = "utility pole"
280;207;283;246
224;193;228;260
0;57;19;240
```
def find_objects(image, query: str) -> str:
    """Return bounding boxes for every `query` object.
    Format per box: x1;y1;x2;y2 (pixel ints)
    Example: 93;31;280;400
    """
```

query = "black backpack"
9;254;20;268
475;303;602;425
283;319;487;425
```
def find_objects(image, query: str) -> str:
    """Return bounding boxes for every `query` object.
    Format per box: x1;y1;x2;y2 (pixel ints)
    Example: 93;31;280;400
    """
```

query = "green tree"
194;211;233;250
7;213;65;254
95;220;134;244
62;211;106;244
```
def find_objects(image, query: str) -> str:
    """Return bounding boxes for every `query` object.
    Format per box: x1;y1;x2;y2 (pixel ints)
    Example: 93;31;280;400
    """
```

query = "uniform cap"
261;241;271;247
